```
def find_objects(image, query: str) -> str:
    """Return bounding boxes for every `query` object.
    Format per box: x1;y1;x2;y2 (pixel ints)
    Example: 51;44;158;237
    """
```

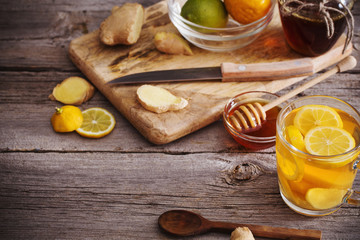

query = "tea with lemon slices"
276;103;360;215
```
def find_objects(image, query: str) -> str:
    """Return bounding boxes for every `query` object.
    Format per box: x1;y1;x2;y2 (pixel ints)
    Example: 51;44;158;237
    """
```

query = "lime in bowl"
167;0;276;52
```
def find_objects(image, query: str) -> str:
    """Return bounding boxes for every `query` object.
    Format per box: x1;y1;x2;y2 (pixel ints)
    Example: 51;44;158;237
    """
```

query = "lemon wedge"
304;126;355;156
76;107;116;138
286;125;306;152
305;188;347;210
294;105;343;135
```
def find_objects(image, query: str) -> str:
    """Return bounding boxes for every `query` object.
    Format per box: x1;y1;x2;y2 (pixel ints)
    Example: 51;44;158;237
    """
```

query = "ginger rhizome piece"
230;227;255;240
49;76;95;105
136;85;188;113
99;3;144;46
154;32;193;55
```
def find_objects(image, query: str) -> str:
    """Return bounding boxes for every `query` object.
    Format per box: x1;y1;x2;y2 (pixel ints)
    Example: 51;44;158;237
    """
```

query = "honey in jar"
224;100;281;150
278;0;354;56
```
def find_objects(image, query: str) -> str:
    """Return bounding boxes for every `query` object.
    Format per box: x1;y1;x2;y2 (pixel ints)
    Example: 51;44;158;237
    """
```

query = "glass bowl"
167;0;276;52
223;91;286;150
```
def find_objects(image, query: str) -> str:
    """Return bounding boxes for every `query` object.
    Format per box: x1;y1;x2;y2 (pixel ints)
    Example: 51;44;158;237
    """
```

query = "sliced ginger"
230;227;255;240
136;85;188;113
154;32;193;56
100;3;144;46
305;188;347;210
49;76;95;105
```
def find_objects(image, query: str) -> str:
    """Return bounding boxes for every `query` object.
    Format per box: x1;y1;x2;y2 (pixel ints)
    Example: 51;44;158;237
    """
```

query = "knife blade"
107;58;315;85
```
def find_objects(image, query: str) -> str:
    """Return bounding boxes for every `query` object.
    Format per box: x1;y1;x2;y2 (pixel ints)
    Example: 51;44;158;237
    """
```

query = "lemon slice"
285;125;306;152
294;105;343;135
304;126;355;156
76;107;116;138
276;143;304;181
305;188;347;210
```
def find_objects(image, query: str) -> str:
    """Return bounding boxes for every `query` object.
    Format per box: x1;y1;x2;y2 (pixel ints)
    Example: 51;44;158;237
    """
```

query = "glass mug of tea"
276;95;360;216
278;0;355;56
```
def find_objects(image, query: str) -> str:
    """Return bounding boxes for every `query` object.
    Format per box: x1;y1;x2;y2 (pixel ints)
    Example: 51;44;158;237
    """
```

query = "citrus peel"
51;105;83;133
180;0;228;28
224;0;271;24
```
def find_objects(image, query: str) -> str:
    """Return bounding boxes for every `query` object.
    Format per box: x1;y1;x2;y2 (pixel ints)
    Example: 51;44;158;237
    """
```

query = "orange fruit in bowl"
224;0;271;25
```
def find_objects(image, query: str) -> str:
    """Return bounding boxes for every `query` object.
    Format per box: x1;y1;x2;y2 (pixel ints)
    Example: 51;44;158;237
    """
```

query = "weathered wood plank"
0;1;360;240
0;85;359;153
0;102;252;153
0;152;359;239
0;71;359;152
1;39;358;72
0;0;159;11
0;1;359;71
0;0;159;41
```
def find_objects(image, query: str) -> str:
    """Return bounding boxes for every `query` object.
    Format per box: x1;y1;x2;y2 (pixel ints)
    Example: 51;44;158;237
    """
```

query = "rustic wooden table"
1;0;360;239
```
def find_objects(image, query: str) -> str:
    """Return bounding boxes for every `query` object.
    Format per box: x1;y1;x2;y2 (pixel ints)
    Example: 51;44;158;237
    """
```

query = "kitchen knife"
107;58;315;85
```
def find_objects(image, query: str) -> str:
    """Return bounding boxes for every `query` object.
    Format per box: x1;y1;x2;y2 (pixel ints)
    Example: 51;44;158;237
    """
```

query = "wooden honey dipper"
230;56;357;132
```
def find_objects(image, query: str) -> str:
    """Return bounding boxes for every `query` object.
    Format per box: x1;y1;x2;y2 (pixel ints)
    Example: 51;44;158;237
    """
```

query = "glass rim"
276;95;360;159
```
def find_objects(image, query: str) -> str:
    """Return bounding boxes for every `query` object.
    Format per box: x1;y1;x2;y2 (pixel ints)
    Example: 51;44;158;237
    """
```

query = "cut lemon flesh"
305;188;347;210
76;107;116;138
304;126;355;156
294;105;343;135
286;125;306;152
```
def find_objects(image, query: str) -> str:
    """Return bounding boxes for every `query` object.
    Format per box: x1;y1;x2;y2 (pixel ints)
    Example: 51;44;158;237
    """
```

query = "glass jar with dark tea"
278;0;354;56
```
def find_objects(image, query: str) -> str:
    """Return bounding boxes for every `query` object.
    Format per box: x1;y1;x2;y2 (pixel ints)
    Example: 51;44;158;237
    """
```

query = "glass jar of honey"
278;0;354;56
223;91;287;150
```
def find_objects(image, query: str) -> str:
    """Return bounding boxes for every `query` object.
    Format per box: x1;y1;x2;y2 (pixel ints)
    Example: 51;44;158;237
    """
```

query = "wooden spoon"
230;55;357;132
158;210;322;239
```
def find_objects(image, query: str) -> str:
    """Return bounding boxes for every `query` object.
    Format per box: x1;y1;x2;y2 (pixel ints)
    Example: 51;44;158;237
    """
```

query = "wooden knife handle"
221;58;315;82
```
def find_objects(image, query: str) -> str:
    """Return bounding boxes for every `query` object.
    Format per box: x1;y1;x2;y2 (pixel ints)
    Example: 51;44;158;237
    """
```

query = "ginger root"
154;32;193;55
100;3;144;46
136;85;188;113
49;76;95;105
230;227;255;240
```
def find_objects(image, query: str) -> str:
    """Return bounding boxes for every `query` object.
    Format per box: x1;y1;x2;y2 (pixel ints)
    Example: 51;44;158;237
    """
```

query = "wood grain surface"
68;0;352;144
0;1;360;240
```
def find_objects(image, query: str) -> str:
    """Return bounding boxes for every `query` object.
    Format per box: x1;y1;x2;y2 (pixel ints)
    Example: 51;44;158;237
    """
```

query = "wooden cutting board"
68;0;352;145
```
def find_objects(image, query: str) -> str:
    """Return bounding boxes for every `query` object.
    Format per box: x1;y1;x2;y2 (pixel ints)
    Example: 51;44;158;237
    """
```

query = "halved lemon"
304;126;355;156
285;125;306;152
305;188;347;210
51;105;83;133
76;107;116;138
294;105;343;135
